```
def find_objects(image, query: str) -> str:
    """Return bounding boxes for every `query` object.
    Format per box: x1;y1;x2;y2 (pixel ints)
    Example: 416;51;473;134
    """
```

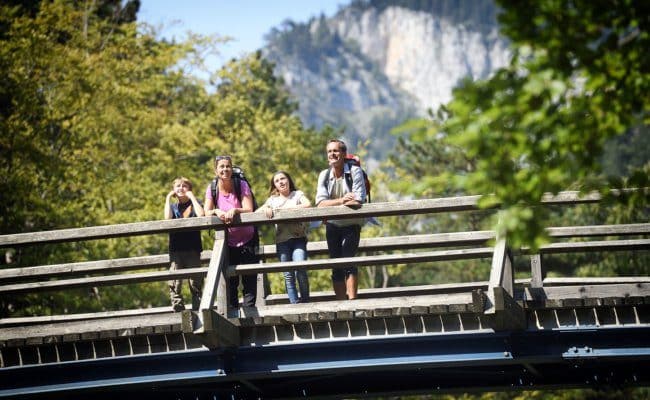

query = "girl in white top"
258;171;311;303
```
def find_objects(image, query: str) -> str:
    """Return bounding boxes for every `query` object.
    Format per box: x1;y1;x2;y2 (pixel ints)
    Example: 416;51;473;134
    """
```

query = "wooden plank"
547;223;650;238
0;267;207;295
542;277;650;286
523;283;650;307
197;310;239;348
530;254;543;289
539;239;650;254
4;232;494;282
260;231;495;260
0;312;183;344
0;216;222;248
490;286;525;330
228;247;494;276
265;282;489;304
0;191;627;248
540;190;602;204
472;289;487;313
486;238;508;314
448;303;468;313
0;254;168;282
259;225;646;272
354;231;494;252
234;293;475;326
0;305;184;327
429;304;449;314
256;273;266;306
200;232;226;312
261;197;483;224
0;197;481;247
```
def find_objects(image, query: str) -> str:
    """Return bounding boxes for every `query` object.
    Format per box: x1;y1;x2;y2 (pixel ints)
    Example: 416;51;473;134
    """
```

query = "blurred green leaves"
390;0;649;250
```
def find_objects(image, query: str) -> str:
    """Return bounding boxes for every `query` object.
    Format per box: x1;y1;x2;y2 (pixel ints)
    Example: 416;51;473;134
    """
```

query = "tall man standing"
315;139;367;300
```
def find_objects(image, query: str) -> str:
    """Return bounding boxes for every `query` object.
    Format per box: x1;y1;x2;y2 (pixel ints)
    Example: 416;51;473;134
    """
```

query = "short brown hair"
327;139;347;153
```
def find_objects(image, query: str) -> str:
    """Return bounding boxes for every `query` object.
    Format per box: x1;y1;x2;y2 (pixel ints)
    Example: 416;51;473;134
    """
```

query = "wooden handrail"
0;191;610;248
227;247;495;276
5;223;648;283
539;238;650;253
0;231;495;283
546;223;650;237
0;194;646;334
0;267;207;295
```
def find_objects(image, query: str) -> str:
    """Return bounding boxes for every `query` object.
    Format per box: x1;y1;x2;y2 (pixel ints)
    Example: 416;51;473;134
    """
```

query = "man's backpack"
211;166;260;249
323;154;371;203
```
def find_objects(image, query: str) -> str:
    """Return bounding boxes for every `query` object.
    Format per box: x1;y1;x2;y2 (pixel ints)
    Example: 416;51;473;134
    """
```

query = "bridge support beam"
483;236;526;330
181;309;239;348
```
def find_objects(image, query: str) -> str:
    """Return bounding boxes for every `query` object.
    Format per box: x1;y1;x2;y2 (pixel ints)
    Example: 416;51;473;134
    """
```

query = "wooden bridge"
0;193;649;399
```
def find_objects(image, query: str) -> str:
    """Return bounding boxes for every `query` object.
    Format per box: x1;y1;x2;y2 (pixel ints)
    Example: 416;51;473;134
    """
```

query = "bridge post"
530;254;543;288
485;237;526;330
181;229;241;348
256;272;269;306
198;230;228;316
256;245;269;306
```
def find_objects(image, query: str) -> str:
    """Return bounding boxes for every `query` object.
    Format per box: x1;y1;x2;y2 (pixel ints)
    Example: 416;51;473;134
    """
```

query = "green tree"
0;0;215;315
0;1;332;315
392;0;649;250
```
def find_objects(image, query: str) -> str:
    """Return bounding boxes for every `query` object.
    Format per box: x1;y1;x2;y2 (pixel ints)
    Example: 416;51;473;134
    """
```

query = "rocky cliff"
263;0;510;161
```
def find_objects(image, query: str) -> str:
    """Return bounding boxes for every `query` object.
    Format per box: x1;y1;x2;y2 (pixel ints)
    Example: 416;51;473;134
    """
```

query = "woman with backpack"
258;171;311;304
204;155;258;309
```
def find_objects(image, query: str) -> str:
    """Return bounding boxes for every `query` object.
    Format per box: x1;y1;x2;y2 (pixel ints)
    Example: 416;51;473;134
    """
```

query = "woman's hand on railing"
264;205;274;219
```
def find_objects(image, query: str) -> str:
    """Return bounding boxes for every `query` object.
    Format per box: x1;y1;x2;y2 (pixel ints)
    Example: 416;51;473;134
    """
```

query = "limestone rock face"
264;1;510;161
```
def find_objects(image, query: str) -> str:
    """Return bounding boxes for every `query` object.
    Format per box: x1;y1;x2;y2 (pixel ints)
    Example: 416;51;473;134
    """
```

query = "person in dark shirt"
164;177;204;312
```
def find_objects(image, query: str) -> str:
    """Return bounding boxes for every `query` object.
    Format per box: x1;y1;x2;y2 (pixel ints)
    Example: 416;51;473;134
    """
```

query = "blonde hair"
172;177;193;191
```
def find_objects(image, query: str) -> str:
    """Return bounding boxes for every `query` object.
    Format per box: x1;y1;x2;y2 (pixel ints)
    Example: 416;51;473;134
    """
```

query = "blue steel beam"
1;327;650;399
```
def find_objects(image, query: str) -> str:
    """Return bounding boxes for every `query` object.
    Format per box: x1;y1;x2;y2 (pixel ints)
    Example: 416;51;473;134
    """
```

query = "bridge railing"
1;192;648;347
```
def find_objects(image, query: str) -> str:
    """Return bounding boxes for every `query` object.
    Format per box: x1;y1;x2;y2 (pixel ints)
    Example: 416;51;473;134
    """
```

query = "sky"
138;1;351;72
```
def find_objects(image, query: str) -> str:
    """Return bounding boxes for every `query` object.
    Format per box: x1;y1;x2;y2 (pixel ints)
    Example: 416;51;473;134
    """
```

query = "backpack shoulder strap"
233;175;243;203
323;165;355;192
211;178;218;207
323;168;331;192
344;162;354;191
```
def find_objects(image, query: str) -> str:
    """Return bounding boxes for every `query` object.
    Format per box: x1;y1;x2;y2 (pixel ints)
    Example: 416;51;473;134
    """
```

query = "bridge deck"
0;194;648;399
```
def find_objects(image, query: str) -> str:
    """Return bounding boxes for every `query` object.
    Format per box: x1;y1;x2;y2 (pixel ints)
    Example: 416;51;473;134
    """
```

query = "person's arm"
297;191;312;208
204;183;226;220
224;193;253;220
319;197;348;206
255;198;270;212
164;191;175;219
316;169;343;207
342;165;366;206
239;194;254;213
223;181;254;221
186;191;204;217
256;197;274;218
204;184;215;213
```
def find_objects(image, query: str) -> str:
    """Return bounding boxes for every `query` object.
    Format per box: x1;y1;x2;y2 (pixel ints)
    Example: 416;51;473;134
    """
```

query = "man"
315;139;367;300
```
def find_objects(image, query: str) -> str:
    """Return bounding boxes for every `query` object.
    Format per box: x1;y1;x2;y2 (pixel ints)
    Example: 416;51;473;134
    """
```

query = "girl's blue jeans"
277;237;309;304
